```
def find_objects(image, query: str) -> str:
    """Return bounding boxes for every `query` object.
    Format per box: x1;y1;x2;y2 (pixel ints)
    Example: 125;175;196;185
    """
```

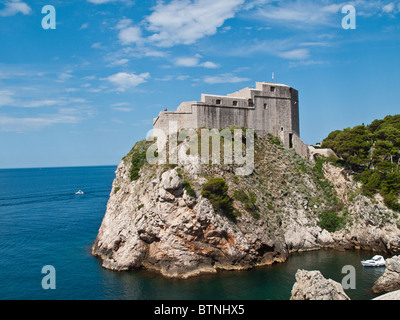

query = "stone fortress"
153;81;331;160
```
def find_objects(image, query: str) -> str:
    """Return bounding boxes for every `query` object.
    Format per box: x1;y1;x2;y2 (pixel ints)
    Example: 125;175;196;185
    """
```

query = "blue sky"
0;0;399;168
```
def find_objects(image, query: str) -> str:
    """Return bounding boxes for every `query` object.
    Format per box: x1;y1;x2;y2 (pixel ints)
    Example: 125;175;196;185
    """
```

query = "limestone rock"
92;136;400;279
92;161;288;278
291;270;350;300
373;256;400;295
160;169;183;194
323;163;400;255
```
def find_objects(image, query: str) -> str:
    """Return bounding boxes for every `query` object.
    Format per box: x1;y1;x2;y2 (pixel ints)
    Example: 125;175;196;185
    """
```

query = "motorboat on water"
361;255;386;267
75;190;84;195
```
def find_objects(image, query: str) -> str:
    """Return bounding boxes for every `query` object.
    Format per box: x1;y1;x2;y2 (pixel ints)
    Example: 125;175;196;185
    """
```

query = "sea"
0;166;388;300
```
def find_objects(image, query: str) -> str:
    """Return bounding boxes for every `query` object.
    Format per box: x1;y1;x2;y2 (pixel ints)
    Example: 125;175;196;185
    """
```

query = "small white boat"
75;190;84;195
361;255;386;267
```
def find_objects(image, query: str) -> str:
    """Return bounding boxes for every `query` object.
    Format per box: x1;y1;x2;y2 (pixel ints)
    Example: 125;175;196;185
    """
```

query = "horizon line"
0;164;119;170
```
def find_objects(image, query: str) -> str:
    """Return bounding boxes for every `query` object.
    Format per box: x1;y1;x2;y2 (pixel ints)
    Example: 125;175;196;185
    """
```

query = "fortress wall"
253;96;271;134
177;101;197;112
201;94;249;108
227;87;255;99
153;111;198;134
152;82;309;159
293;134;310;160
276;99;292;135
196;105;255;130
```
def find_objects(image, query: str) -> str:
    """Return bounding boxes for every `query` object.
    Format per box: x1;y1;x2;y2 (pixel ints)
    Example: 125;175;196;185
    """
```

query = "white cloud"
0;90;15;106
65;88;79;93
249;0;400;26
0;116;68;132
251;1;344;28
203;73;250;84
176;75;190;81
91;42;104;49
22;100;62;108
175;57;200;67
145;0;245;47
118;26;143;45
112;106;132;112
113;0;245;52
382;2;395;13
0;104;93;132
87;0;133;4
79;23;89;30
105;72;150;91
0;0;31;17
226;38;312;61
174;56;219;68
0;113;82;132
115;19;145;45
200;61;219;69
57;71;74;82
278;48;310;60
108;58;129;67
87;0;117;4
111;102;130;107
116;18;133;30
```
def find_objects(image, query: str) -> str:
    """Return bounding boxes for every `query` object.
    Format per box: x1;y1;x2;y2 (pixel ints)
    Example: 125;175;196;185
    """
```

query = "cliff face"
323;164;400;253
92;134;400;278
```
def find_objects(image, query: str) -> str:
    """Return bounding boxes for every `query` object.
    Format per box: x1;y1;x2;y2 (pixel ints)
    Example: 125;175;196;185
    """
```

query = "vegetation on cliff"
321;114;400;211
122;131;346;234
201;177;240;220
93;125;400;278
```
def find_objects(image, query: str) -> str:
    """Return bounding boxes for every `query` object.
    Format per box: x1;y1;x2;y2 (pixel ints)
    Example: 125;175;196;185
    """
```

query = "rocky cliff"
92;133;400;278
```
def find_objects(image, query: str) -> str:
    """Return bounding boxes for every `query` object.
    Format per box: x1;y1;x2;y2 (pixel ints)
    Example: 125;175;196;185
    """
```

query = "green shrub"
126;140;151;181
233;189;248;203
183;180;196;197
318;211;345;233
234;189;259;218
130;150;148;181
384;192;400;212
321;114;400;212
267;133;283;147
201;177;240;219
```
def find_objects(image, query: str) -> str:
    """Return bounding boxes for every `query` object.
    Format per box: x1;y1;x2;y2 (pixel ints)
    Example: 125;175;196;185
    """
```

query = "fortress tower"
153;82;309;159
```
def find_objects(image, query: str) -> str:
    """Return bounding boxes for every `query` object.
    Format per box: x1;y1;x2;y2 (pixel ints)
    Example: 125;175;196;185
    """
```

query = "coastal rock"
323;163;400;254
92;136;400;279
373;256;400;294
290;270;350;300
92;157;289;278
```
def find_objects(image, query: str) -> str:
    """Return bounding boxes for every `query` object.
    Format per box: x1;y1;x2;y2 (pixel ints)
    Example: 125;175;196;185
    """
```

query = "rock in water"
373;256;400;295
91;134;400;279
290;270;350;300
91;162;288;278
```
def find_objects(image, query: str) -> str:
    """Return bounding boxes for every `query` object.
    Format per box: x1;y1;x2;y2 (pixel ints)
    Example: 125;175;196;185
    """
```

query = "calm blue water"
0;166;388;300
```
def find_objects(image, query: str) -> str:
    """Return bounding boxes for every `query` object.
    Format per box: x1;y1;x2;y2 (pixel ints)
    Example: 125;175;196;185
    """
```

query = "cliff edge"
92;133;400;278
